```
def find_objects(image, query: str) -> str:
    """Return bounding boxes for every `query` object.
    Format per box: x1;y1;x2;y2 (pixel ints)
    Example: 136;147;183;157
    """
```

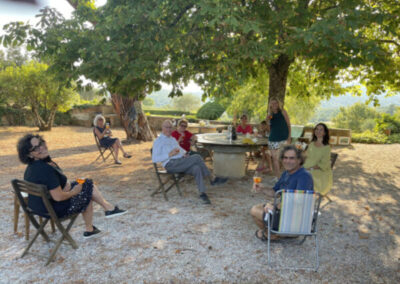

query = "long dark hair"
312;123;330;145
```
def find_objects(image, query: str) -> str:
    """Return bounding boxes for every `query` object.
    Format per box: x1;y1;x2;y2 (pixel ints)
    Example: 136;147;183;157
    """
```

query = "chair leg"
314;234;319;271
21;218;49;258
46;215;79;266
24;212;30;240
13;195;19;234
50;220;56;233
174;177;183;197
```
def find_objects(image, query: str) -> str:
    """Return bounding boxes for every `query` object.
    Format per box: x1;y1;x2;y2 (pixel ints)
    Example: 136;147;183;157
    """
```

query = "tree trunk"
31;104;57;131
268;54;293;106
111;93;154;142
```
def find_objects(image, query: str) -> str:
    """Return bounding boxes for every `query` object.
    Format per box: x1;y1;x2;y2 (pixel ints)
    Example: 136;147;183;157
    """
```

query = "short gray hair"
93;114;105;127
279;145;305;165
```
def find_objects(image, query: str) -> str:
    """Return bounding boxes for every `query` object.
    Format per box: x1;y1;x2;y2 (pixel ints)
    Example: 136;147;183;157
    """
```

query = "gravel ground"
0;126;399;283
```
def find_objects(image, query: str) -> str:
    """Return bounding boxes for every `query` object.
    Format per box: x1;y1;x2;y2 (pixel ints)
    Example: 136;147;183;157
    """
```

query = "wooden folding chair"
265;189;322;271
11;179;79;266
13;192;55;240
150;149;183;201
93;128;116;163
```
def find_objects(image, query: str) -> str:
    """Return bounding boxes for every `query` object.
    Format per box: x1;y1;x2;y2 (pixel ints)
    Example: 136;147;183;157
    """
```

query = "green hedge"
352;130;400;144
0;106;28;125
196;102;225;120
145;109;193;116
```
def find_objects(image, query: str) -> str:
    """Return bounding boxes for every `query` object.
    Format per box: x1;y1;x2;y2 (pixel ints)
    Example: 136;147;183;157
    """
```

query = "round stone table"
197;133;269;178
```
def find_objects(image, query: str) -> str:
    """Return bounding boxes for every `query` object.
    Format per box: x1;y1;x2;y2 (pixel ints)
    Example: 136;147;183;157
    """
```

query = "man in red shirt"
171;119;197;153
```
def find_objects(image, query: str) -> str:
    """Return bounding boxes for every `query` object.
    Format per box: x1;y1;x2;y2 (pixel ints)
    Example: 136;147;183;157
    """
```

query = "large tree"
162;0;400;106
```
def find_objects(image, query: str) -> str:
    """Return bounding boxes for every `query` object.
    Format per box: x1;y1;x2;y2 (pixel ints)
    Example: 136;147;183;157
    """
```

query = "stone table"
197;133;268;178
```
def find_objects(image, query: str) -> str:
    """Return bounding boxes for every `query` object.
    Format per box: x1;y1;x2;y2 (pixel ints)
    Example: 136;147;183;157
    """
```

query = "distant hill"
320;93;400;108
147;89;203;108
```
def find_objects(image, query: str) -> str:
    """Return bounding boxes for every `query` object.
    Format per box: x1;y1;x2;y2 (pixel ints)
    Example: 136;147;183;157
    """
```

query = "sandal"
114;160;122;165
255;230;267;242
123;154;132;158
255;229;280;241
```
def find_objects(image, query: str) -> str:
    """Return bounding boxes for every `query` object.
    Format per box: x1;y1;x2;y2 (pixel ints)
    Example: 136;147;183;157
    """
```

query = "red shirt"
171;130;193;152
237;124;253;134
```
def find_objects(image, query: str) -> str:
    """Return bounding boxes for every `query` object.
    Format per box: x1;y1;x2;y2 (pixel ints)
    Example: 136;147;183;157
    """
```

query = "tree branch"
168;4;195;28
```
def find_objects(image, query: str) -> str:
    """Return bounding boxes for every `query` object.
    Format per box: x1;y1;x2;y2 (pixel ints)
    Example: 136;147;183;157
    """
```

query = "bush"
0;105;28;125
196;102;225;120
375;113;400;134
145;109;192;116
54;111;72;126
386;133;400;144
352;130;388;144
361;118;376;132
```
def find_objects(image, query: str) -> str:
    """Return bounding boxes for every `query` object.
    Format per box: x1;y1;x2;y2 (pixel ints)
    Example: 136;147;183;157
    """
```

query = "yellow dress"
303;142;333;195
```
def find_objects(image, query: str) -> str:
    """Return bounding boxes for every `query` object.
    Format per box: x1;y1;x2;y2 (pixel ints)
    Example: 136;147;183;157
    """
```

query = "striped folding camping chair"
264;189;321;271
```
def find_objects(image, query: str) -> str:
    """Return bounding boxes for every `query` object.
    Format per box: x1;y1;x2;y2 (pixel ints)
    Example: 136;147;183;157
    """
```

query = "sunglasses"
180;124;188;128
30;139;46;152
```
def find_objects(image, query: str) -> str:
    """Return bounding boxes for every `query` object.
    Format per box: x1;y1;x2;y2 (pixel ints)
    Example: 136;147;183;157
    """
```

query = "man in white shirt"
152;120;227;204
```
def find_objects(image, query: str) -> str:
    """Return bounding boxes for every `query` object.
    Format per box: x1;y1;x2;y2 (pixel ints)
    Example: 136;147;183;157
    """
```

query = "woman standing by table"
265;98;291;182
303;123;333;195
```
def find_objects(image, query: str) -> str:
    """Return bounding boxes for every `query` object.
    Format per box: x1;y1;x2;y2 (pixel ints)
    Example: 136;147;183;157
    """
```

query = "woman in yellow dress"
303;123;333;195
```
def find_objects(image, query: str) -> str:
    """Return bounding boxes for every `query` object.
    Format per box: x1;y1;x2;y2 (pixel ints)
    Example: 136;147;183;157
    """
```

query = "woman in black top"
17;134;128;238
93;114;131;164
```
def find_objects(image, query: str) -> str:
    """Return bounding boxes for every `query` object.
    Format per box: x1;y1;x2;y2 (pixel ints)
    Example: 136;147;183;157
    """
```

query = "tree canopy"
2;0;399;117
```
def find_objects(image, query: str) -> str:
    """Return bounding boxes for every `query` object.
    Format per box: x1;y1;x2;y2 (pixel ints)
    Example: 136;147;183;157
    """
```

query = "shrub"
361;118;376;132
196;102;225;120
0;105;28;125
145;109;192;116
375;113;400;134
351;130;388;144
54;111;72;126
386;133;400;144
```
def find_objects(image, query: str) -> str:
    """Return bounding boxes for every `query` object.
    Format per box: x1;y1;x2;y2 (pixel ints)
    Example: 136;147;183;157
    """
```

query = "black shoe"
199;193;211;205
211;177;228;186
105;206;127;218
83;225;101;239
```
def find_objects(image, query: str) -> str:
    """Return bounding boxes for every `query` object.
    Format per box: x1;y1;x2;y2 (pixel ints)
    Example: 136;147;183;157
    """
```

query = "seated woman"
303;123;333;195
236;114;253;134
17;134;128;238
171;119;197;154
256;120;272;173
93;114;131;164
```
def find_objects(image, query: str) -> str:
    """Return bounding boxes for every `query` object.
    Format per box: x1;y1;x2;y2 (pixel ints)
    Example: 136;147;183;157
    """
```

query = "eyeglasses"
30;139;46;152
180;124;188;128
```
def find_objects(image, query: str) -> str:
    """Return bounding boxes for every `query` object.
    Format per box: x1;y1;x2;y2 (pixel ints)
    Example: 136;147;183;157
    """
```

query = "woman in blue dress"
93;114;131;164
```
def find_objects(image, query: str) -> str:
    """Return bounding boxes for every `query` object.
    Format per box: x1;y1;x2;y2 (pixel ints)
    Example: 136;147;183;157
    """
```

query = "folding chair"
11;179;79;266
150;149;183;201
13;192;55;240
93;128;116;163
265;189;322;271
